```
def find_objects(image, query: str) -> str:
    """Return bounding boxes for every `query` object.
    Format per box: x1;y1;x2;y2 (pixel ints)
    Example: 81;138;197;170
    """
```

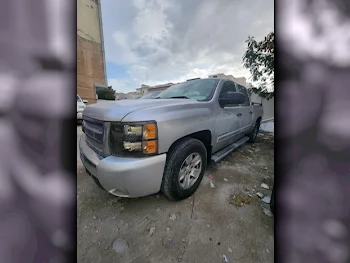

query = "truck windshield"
156;79;220;101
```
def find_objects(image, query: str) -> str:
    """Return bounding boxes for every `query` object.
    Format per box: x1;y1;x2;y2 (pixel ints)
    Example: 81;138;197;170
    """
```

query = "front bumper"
79;133;166;198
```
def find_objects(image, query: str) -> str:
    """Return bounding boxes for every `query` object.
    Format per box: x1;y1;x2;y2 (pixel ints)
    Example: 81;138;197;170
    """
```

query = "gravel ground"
77;126;274;263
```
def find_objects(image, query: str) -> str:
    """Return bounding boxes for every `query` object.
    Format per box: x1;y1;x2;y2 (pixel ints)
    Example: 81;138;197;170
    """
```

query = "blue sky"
101;0;274;93
106;62;128;80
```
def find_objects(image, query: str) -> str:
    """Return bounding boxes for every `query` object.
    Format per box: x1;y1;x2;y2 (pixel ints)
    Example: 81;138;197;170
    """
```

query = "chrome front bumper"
79;133;166;198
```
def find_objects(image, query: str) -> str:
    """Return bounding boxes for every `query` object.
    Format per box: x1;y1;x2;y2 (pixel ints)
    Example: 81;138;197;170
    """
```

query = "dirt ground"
77;126;274;263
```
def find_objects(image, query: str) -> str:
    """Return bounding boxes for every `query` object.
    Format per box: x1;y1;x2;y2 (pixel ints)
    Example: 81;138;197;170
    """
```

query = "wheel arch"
166;130;212;163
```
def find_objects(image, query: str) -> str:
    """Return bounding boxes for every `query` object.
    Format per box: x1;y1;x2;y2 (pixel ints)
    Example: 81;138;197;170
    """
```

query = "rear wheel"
161;138;207;201
248;119;261;143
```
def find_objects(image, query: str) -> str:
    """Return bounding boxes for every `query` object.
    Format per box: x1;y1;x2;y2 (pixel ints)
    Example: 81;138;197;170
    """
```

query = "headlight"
109;122;158;157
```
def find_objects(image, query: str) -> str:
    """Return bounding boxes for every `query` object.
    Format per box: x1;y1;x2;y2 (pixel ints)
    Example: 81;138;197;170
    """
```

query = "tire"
161;137;207;201
248;119;261;143
92;176;104;190
86;168;104;190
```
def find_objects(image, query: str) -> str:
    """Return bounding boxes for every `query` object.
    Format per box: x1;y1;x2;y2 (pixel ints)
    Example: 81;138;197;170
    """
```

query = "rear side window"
77;95;82;102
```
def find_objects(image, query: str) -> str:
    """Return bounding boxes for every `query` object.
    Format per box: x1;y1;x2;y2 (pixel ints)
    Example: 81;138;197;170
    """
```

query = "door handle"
236;113;242;117
249;111;253;114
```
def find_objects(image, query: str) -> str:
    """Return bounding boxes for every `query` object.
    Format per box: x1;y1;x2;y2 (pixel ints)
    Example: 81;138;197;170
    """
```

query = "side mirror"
219;92;246;107
83;100;88;104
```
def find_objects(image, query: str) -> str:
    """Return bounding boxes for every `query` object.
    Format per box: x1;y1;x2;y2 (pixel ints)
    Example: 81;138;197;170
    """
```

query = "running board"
211;136;249;163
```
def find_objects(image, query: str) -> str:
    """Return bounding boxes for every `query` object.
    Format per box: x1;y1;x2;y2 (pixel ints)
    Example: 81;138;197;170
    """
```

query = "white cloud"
101;0;274;92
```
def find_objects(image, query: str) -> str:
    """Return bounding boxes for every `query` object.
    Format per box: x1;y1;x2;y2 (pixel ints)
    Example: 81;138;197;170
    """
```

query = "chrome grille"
83;118;105;156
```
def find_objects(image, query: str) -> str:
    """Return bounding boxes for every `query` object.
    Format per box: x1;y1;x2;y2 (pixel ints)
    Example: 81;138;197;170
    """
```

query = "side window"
236;84;250;106
219;81;237;107
219;81;236;98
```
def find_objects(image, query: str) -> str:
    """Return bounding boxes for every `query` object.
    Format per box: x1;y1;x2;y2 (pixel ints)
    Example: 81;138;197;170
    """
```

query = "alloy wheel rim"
178;153;202;189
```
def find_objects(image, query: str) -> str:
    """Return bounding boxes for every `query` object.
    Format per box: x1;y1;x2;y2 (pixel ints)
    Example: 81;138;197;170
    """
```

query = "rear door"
213;81;242;153
235;84;254;134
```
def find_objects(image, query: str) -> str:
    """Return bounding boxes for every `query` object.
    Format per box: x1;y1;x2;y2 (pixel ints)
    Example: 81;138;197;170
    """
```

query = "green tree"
243;32;274;100
96;86;116;100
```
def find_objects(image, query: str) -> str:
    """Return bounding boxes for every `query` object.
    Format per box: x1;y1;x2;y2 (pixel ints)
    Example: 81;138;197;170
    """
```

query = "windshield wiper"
168;96;190;99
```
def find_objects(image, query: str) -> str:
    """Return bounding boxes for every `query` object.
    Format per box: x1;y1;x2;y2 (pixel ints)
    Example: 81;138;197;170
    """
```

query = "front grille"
83;118;105;156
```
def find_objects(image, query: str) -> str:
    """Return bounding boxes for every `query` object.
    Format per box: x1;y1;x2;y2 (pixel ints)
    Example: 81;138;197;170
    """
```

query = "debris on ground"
210;181;215;188
162;236;173;248
223;254;229;262
261;195;271;204
261;183;270;189
228;247;232;253
224;178;228;182
169;214;177;220
208;175;214;179
229;193;257;207
149;226;156;236
112;238;128;254
262;207;273;217
256;192;264;198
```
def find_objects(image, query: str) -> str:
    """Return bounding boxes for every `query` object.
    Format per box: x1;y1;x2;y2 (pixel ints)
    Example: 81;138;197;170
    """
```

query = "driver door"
214;81;242;152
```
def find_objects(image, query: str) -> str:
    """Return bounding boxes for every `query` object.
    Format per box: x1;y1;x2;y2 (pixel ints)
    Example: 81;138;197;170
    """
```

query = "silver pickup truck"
79;78;263;200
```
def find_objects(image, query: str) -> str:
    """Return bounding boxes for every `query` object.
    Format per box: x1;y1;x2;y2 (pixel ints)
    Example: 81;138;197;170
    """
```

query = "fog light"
109;188;129;197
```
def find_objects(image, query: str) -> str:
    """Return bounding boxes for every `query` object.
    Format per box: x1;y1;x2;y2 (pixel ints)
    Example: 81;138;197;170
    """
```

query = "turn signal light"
143;140;157;154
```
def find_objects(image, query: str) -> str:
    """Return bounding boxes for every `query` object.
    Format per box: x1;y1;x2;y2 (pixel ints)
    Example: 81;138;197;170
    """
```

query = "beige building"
208;73;247;87
77;0;107;104
136;83;174;95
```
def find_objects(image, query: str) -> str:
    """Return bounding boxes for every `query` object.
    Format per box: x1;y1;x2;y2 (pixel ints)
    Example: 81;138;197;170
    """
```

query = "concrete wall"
77;0;106;104
250;93;274;121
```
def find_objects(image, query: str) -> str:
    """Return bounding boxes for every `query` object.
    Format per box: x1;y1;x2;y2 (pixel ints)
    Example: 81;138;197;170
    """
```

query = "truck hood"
83;99;199;122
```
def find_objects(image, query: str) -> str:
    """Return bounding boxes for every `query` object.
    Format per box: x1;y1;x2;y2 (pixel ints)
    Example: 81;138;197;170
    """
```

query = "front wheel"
161;138;207;201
